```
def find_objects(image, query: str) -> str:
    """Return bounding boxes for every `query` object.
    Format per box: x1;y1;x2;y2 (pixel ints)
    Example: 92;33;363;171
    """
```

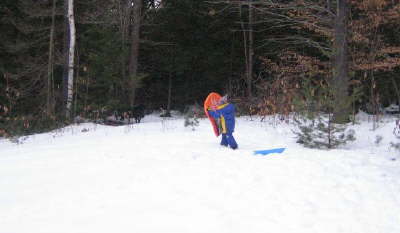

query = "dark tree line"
1;0;400;137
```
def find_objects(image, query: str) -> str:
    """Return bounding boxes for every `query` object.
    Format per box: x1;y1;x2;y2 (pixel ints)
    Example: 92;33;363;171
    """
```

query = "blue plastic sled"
254;148;285;155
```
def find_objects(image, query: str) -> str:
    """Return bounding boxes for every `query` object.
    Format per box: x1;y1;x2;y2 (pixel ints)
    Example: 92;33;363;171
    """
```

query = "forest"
1;0;400;137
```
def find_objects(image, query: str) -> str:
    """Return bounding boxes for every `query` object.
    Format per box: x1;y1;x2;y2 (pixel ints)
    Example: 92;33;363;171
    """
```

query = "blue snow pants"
220;133;238;150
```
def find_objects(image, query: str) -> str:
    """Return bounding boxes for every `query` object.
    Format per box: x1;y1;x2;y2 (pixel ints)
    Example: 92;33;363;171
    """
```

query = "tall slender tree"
332;0;350;123
64;0;76;119
118;0;132;95
128;0;143;107
247;0;254;99
46;0;57;117
238;0;254;98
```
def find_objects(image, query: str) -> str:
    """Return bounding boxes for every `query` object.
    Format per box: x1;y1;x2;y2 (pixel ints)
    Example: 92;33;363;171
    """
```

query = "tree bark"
239;1;254;98
167;71;172;113
118;0;132;100
332;0;349;123
46;0;56;117
62;0;69;117
128;0;143;107
74;49;80;119
166;46;175;114
65;0;76;119
229;32;234;95
248;0;254;99
239;3;248;96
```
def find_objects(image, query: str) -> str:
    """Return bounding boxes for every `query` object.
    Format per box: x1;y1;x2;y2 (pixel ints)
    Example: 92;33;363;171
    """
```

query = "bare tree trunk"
166;46;176;115
332;0;349;123
167;71;172;113
128;0;142;107
239;1;254;98
118;0;132;100
62;0;69;117
73;49;80;119
369;19;381;129
65;0;76;119
84;73;89;118
239;3;248;96
370;70;379;130
248;0;254;99
229;32;234;95
46;0;56;117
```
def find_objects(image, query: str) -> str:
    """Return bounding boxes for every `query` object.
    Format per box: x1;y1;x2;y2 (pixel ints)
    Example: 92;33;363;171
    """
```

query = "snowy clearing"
1;113;399;233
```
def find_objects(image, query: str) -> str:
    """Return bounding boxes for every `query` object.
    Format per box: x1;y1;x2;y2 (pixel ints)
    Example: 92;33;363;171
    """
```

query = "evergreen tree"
349;0;400;119
184;104;200;131
144;0;243;106
293;78;356;149
1;0;400;137
0;0;65;136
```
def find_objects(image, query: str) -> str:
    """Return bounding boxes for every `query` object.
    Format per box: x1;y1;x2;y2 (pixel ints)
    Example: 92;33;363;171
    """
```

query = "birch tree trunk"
65;0;76;119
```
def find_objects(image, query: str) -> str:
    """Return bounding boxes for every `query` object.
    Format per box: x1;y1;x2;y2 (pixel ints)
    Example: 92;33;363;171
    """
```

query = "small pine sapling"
293;78;356;149
184;105;200;131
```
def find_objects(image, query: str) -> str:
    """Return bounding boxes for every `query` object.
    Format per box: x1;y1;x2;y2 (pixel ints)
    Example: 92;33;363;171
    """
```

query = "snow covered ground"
1;112;399;233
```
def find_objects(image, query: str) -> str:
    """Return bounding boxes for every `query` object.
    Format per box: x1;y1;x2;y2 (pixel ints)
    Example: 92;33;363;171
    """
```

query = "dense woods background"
1;0;400;137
